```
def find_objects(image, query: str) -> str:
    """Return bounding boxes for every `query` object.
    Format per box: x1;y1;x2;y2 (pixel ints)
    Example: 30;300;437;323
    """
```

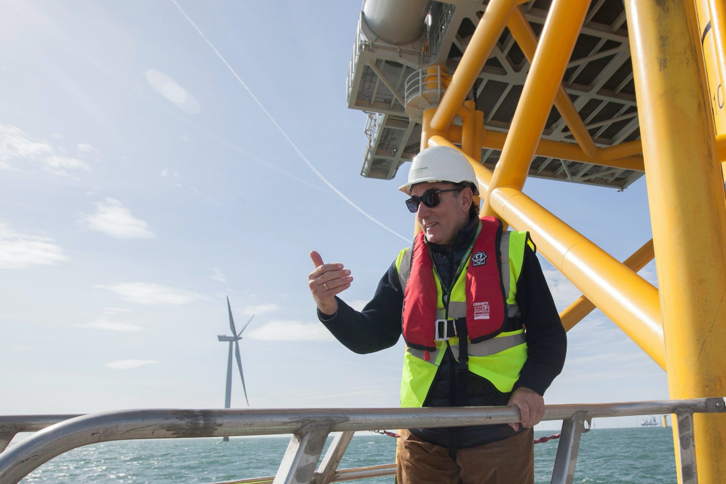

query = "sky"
0;0;667;431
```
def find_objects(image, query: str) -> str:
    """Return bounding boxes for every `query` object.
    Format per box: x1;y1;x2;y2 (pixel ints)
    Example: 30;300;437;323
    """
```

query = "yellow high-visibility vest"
396;229;532;408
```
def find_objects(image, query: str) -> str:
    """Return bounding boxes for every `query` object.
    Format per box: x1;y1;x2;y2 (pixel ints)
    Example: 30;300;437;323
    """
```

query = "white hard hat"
399;145;479;195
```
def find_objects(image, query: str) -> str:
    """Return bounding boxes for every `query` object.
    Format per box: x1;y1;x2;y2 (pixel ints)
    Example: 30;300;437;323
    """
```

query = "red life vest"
402;216;507;351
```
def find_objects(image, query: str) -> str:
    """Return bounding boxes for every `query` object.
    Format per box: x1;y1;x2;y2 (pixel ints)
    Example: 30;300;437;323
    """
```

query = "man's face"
411;182;472;248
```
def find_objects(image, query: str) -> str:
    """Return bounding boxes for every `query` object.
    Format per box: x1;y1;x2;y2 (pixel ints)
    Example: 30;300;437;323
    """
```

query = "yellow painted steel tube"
429;0;519;133
458;102;476;158
489;186;665;368
447;126;645;171
708;0;726;109
507;7;598;159
486;131;644;171
600;140;642;160
560;239;654;331
482;0;589;217
420;108;443;152
624;0;726;482
718;133;726;161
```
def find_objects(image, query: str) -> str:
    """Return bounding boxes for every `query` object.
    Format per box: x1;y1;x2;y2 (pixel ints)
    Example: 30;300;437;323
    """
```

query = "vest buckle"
435;319;457;341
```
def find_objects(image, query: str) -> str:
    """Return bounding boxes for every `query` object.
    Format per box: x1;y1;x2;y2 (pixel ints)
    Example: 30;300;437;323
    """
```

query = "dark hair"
451;183;480;217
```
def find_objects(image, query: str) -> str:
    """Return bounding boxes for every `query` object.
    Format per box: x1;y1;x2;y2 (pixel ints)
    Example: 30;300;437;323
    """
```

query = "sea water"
17;427;676;483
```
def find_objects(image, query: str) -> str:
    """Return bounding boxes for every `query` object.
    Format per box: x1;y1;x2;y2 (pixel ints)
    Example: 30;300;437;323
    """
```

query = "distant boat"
640;416;660;427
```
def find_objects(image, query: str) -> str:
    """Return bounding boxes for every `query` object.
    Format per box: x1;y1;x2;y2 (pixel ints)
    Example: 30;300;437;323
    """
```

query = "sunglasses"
405;188;462;213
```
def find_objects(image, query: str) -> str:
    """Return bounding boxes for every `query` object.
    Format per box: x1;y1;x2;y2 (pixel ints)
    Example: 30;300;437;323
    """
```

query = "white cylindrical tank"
362;0;432;45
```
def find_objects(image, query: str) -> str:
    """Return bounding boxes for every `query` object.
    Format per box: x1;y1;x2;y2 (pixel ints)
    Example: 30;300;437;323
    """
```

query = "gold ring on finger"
323;282;329;290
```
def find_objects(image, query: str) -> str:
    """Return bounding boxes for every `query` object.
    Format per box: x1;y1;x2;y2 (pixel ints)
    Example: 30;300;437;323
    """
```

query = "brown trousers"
396;428;534;484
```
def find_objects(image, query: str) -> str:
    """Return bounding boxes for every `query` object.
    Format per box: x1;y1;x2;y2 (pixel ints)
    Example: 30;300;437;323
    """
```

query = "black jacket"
319;217;566;449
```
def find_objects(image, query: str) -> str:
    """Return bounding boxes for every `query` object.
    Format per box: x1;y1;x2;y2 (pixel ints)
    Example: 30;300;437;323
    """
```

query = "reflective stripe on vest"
396;226;530;407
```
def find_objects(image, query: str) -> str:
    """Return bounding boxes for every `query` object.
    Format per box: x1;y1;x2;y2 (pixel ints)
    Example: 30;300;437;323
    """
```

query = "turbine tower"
217;297;252;414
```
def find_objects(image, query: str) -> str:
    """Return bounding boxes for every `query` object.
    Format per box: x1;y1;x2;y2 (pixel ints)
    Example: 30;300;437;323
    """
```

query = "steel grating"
347;0;644;189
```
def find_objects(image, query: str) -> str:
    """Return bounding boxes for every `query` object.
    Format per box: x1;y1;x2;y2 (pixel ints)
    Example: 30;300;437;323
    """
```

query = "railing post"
550;412;588;484
311;431;355;484
273;423;332;484
675;410;699;484
0;433;14;454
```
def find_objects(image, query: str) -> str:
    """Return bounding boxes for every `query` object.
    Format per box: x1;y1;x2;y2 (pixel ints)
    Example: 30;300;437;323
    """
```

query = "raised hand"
308;251;353;316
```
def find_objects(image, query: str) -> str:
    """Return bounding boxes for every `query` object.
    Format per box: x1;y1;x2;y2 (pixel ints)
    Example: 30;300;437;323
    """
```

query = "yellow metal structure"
482;0;589;218
625;1;726;482
560;239;654;332
348;0;726;479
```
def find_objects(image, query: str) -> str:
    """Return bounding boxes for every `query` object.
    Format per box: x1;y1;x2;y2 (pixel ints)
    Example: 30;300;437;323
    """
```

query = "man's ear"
461;187;473;213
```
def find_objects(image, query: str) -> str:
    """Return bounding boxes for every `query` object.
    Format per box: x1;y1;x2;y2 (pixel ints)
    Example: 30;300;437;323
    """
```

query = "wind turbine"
218;297;252;414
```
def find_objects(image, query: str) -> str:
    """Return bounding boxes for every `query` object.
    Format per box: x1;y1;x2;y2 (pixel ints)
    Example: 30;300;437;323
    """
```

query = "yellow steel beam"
429;0;519;133
429;135;665;368
421;108;444;152
624;0;726;481
447;126;645;171
560;239;654;331
458;101;477;158
708;0;726;110
507;7;598;159
481;0;590;218
600;140;642;161
489;186;665;368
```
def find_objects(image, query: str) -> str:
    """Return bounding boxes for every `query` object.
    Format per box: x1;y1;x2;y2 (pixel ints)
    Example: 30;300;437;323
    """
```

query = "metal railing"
404;65;451;122
346;14;370;103
361;112;384;175
0;398;724;484
426;3;456;64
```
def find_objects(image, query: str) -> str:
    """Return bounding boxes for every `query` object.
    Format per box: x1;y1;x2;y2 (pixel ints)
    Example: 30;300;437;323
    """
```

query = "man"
308;145;566;483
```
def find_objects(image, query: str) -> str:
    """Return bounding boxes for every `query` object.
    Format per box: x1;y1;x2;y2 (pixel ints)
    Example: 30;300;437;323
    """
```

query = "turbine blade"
227;296;238;335
238;314;254;336
234;340;249;406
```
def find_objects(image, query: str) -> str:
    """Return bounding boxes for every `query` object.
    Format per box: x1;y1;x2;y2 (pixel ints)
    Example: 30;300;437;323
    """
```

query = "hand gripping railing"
0;398;724;484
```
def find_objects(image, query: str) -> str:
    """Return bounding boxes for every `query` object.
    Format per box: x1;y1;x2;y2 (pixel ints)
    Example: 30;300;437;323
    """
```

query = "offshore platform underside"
346;0;726;482
348;0;642;189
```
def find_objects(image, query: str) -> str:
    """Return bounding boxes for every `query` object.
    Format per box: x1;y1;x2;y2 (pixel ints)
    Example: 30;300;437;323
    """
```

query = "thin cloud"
246;320;334;341
105;359;158;370
241;303;280;315
145;70;201;114
209;268;226;282
81;198;156;239
161;169;180;178
0;223;69;269
75;320;144;332
98;282;203;305
0;124;91;175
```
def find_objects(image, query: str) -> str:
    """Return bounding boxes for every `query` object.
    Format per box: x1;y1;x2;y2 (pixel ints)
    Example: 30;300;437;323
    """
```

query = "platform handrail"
0;398;724;484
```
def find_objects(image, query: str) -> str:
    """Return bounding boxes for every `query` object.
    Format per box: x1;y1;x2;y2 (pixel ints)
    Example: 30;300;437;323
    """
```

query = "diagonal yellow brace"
560;239;654;331
489;186;665;369
482;0;590;217
429;0;520;133
507;7;599;159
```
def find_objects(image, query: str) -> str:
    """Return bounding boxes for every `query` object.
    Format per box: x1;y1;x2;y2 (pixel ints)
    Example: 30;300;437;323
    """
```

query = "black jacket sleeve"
318;262;403;354
512;245;567;396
